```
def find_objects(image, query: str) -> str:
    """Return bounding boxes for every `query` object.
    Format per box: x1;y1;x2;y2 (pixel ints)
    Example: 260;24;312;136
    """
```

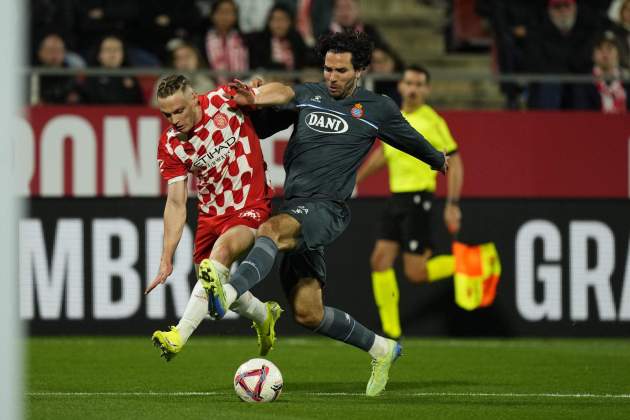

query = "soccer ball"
233;358;283;403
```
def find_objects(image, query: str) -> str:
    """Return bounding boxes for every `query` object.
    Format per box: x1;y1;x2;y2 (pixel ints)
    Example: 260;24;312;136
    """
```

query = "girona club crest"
213;112;229;129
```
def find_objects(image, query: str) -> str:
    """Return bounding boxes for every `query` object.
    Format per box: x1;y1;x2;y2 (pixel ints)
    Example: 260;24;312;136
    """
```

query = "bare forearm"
254;82;295;106
162;200;187;261
446;154;463;203
356;146;386;184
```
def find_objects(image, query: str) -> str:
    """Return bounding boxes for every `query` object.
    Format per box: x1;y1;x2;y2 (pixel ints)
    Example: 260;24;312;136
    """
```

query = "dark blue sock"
230;236;278;297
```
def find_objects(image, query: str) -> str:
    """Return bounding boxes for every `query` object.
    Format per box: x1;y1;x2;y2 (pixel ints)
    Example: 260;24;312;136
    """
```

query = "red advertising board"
20;107;629;198
445;111;629;198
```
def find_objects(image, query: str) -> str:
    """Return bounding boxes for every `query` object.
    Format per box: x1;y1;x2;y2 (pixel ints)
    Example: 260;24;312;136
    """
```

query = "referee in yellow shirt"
356;65;464;339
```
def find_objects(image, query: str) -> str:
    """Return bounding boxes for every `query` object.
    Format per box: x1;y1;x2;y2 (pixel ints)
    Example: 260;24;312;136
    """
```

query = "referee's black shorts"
378;191;434;254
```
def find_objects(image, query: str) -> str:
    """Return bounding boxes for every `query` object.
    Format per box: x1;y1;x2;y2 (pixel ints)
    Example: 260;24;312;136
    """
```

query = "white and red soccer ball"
233;358;283;403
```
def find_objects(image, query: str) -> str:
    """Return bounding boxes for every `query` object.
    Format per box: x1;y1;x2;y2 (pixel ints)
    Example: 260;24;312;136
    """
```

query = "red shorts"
193;201;271;264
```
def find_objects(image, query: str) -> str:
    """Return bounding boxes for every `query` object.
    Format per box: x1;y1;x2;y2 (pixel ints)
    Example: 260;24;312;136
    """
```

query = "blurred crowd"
30;0;629;112
477;0;630;111
30;0;403;107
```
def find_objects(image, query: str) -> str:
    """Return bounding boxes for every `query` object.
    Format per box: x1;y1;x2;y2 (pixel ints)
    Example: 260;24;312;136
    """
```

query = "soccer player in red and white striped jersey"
145;74;282;361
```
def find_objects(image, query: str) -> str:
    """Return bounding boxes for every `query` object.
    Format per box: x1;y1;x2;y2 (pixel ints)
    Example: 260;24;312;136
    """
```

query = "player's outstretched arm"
145;180;188;294
229;79;295;107
377;98;447;174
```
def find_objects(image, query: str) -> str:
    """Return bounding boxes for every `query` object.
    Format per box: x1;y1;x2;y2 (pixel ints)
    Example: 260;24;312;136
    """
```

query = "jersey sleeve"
278;83;315;110
157;138;188;184
435;113;458;155
377;96;445;171
247;108;297;138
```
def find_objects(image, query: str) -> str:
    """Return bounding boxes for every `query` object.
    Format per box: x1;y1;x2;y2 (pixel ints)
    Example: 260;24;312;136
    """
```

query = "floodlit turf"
27;336;630;420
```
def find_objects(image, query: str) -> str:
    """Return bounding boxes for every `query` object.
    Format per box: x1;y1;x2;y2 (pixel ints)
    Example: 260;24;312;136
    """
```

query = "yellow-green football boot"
365;339;402;396
252;301;283;356
198;259;228;319
151;326;183;362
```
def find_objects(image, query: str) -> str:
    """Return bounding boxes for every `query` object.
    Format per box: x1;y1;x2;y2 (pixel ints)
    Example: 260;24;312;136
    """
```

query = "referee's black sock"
229;236;278;297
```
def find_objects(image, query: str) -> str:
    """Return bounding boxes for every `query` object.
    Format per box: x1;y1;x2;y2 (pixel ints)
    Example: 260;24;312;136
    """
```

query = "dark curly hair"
316;31;374;70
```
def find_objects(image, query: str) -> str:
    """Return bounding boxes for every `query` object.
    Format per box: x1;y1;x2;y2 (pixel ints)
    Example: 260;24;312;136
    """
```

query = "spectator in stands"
278;0;334;47
329;0;395;53
575;32;629;113
372;46;405;74
204;0;249;80
129;0;204;64
36;32;86;70
248;4;313;71
234;0;275;34
196;0;275;34
608;0;626;22
30;0;76;57
370;46;404;105
81;35;144;105
32;33;82;104
73;1;138;57
151;41;216;107
525;0;600;109
476;0;544;109
580;0;615;27
610;0;630;69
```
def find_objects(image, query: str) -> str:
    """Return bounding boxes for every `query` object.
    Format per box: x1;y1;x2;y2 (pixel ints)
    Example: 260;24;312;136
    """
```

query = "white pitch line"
32;338;630;352
26;391;630;399
397;340;630;352
27;392;222;397
309;392;630;399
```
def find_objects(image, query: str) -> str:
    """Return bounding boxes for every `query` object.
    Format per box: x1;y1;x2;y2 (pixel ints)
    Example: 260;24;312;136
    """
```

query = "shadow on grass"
387;380;487;391
287;379;485;393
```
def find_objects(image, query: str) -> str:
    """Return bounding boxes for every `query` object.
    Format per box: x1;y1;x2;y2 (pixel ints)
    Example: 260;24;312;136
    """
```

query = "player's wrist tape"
447;199;460;206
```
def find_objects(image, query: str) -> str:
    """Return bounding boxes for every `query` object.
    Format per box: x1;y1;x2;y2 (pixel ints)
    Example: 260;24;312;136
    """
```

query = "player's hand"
440;151;450;175
145;257;173;295
444;202;461;235
249;76;264;88
227;79;256;107
351;184;359;198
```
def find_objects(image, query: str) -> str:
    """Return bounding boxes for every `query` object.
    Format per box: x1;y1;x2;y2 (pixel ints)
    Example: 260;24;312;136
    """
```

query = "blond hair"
156;74;191;98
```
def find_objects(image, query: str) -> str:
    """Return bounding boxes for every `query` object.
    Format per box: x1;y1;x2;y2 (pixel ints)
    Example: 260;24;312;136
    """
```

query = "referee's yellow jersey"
383;104;458;193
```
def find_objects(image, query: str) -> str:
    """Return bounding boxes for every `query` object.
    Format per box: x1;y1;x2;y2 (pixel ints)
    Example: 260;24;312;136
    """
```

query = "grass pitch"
27;336;630;420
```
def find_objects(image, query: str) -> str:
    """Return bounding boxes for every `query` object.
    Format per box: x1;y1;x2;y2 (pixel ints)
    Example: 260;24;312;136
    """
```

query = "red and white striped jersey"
157;86;272;216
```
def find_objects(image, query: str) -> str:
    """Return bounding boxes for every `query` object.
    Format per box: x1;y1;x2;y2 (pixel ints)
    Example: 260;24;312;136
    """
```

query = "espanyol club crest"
213;112;228;129
351;103;364;118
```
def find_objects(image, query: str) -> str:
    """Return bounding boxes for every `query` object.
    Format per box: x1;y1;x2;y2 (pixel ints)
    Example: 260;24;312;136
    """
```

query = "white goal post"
1;1;24;419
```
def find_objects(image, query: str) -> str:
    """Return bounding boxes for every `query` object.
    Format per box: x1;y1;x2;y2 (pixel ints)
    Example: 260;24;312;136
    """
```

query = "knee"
370;253;392;272
404;263;428;284
256;221;280;243
210;243;232;267
293;304;324;329
257;216;298;251
370;247;395;272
